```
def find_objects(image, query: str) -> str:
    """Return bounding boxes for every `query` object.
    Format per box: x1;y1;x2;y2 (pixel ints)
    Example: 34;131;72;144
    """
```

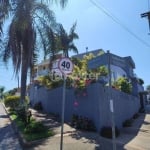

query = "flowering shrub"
112;77;132;94
71;114;96;131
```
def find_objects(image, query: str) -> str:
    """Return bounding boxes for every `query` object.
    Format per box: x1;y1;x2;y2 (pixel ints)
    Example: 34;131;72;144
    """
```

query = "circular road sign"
58;57;73;75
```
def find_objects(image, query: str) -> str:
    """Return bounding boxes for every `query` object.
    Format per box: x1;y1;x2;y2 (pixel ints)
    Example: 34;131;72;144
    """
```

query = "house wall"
88;53;134;80
110;65;127;81
29;83;140;131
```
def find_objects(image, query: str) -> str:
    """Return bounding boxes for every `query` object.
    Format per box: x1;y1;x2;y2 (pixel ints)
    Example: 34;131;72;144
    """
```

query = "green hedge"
4;95;20;109
4;95;29;109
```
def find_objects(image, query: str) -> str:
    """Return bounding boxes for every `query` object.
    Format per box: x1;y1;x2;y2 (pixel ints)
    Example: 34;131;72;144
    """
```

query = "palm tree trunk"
20;56;28;105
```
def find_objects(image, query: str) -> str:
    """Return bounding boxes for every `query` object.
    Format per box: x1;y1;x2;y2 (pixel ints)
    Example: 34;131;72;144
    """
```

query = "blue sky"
0;0;150;91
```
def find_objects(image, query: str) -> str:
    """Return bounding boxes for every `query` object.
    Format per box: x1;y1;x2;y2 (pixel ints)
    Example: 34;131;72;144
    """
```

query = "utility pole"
107;50;116;150
141;0;150;33
141;11;150;33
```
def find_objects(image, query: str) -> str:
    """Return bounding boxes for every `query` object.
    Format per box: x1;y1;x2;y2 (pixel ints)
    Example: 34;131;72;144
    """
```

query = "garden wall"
29;83;140;131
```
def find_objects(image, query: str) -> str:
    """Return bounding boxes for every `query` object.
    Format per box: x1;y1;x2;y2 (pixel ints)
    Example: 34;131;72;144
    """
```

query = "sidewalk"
29;106;150;150
26;108;100;150
100;105;150;150
3;103;150;150
30;108;76;136
0;103;22;150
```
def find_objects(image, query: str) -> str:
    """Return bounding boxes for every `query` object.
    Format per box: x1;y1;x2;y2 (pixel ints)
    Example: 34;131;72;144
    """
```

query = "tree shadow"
95;112;150;150
0;114;9;118
66;111;150;150
0;121;22;150
29;108;61;129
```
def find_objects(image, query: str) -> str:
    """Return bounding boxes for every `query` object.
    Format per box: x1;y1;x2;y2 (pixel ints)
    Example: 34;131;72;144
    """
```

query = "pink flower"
74;101;79;107
83;92;87;96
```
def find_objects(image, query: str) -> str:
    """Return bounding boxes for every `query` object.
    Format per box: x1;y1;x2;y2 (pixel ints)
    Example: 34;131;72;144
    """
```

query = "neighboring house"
33;59;50;79
29;49;145;131
33;49;144;96
33;54;63;80
87;51;135;82
73;49;145;96
73;48;105;59
73;49;135;81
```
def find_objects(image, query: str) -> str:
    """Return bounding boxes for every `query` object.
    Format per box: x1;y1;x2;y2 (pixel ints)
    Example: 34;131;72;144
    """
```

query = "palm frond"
47;0;68;8
0;0;10;34
33;2;56;27
69;22;79;41
69;43;78;54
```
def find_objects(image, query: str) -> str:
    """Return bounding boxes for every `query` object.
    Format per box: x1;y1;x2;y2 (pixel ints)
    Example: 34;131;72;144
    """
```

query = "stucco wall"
29;83;140;131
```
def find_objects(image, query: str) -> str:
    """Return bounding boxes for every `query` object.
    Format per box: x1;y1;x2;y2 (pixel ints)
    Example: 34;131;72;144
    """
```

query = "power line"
89;0;150;48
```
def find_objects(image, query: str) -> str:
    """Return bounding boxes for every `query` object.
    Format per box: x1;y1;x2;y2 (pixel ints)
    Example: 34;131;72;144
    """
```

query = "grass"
9;110;54;142
24;130;54;142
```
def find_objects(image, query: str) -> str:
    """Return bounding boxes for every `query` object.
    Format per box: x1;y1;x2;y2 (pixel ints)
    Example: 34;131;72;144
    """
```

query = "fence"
29;83;140;131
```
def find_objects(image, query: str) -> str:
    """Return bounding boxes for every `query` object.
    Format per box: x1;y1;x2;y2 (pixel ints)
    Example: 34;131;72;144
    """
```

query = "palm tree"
38;24;59;60
57;22;79;57
0;0;10;35
0;0;68;104
0;0;67;33
45;27;60;70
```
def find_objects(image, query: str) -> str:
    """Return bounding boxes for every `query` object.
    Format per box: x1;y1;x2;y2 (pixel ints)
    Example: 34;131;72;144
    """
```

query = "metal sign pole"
58;57;73;150
60;75;66;150
107;50;116;150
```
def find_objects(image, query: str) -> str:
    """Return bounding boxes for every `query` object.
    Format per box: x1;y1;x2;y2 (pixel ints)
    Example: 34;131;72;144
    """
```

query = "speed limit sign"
58;57;73;75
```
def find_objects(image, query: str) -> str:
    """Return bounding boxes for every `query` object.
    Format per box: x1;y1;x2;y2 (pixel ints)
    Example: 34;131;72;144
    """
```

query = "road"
0;103;22;150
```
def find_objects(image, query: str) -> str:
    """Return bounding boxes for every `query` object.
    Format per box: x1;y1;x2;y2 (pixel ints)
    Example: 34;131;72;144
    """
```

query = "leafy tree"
7;88;18;96
114;77;132;94
98;66;108;76
83;53;95;61
137;78;144;85
91;66;108;76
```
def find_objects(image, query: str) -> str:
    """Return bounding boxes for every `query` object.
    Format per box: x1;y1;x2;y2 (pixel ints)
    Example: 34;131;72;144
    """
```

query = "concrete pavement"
26;112;150;150
99;105;150;150
2;103;150;150
26;105;150;150
0;102;22;150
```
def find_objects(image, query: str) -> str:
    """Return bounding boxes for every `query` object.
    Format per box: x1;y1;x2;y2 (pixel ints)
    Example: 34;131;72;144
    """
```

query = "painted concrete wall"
111;65;127;81
29;83;140;131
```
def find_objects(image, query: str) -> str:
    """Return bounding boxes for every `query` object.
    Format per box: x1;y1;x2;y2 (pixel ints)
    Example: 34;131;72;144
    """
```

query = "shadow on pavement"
4;104;150;150
0;114;9;118
0;120;22;150
68;110;150;150
30;108;61;129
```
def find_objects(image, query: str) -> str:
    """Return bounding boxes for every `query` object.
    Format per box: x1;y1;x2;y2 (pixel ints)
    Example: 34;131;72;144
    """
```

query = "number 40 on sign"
58;57;73;75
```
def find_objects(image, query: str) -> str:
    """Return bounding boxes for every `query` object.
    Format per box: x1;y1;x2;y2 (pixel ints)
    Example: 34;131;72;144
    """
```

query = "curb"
1;103;48;148
1;103;76;148
1;103;27;147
